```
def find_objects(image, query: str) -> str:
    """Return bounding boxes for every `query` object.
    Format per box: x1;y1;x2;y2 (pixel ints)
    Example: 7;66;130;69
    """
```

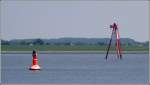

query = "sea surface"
1;53;149;84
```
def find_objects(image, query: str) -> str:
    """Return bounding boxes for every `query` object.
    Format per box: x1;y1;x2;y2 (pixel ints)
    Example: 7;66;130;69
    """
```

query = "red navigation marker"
29;50;41;70
105;23;122;60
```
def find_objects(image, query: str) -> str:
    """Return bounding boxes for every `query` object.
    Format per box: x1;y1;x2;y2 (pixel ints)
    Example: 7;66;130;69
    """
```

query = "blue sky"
1;1;149;42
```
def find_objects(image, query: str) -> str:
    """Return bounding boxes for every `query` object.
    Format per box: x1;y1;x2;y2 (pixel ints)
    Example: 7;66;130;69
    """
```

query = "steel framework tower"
105;23;122;60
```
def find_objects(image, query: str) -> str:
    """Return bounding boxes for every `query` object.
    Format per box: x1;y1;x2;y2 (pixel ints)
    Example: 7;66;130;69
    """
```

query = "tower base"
29;65;41;70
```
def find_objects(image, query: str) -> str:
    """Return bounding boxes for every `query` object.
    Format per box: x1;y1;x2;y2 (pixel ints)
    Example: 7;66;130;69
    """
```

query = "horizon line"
1;37;149;42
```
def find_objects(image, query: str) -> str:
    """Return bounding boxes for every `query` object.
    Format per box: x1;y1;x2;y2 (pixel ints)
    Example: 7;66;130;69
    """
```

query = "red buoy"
29;50;41;70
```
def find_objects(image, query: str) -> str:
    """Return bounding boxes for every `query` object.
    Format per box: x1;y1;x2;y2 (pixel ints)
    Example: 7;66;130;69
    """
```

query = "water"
1;53;149;84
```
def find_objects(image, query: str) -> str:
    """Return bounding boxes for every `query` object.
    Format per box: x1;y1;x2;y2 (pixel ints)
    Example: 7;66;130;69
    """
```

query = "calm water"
1;53;149;84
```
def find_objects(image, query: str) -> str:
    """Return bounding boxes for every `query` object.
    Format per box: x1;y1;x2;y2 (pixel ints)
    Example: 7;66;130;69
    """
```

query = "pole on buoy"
29;50;41;70
105;23;122;60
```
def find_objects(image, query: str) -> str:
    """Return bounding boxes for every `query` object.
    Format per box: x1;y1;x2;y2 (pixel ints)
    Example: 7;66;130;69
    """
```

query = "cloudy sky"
1;1;149;42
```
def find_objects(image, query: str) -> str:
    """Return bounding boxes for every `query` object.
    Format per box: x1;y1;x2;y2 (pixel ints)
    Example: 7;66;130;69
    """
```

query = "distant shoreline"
1;51;149;54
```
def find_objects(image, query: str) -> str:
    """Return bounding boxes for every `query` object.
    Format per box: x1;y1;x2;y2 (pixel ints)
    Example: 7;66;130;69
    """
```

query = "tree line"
1;38;149;47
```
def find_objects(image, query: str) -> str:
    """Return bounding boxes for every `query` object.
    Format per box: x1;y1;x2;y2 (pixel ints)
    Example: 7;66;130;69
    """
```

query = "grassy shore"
1;45;148;51
1;51;149;54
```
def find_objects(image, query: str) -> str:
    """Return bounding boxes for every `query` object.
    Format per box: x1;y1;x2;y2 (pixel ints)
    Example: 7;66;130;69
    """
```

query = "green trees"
33;39;44;45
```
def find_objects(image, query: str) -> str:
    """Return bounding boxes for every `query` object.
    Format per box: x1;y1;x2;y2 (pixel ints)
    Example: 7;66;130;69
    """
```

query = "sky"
0;1;149;42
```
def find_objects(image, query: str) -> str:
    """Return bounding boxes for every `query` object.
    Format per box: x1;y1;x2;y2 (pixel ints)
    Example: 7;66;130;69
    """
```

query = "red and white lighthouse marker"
29;50;41;70
105;23;122;60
